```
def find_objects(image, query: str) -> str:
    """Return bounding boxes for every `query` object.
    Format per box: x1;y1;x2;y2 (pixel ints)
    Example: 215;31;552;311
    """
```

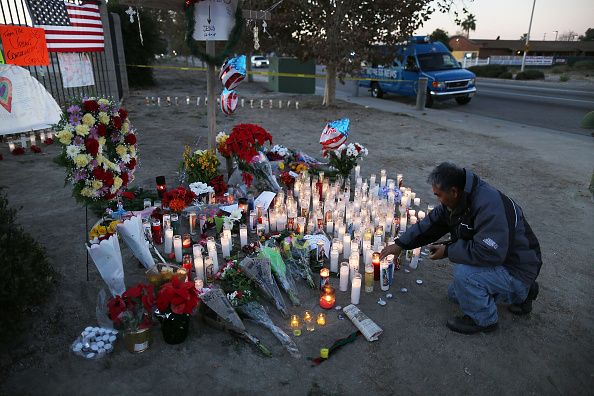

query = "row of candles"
144;96;300;110
6;130;54;150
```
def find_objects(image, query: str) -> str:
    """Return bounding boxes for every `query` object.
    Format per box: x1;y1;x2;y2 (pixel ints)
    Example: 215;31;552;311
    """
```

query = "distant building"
449;35;594;60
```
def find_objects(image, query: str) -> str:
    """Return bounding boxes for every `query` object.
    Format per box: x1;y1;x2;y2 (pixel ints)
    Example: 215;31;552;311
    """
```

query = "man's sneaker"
509;281;539;315
446;315;498;334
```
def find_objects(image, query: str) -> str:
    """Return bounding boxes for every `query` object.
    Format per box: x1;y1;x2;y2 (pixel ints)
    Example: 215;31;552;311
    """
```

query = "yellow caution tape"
125;64;411;83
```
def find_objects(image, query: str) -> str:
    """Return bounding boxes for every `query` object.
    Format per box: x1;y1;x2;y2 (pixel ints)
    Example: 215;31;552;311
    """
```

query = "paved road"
316;74;594;136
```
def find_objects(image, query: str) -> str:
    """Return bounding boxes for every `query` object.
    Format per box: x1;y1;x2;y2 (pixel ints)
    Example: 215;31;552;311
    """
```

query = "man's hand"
429;244;446;260
380;243;402;260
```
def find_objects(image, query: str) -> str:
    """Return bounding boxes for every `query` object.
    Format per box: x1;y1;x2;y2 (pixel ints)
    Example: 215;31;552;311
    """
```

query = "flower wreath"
54;98;138;204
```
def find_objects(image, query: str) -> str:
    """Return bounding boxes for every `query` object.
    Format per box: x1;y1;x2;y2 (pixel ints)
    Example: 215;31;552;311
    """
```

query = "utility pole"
554;30;558;41
520;0;536;72
543;32;546;40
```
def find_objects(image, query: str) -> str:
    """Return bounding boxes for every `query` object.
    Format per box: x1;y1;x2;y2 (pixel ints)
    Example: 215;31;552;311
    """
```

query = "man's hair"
427;162;466;191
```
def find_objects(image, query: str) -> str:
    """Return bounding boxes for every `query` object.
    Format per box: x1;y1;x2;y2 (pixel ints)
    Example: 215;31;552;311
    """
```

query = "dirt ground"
1;68;593;395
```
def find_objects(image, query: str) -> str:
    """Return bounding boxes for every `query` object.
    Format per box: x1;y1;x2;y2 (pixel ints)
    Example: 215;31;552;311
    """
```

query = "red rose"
122;191;135;200
85;138;99;156
241;172;254;188
83;100;99;112
128;158;137;170
102;171;114;186
112;116;122;130
97;124;107;137
120;172;129;185
104;192;115;200
118;108;128;120
124;134;136;145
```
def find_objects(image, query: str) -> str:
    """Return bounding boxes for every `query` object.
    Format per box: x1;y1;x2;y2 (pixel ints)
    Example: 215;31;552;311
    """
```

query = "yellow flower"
82;113;96;126
116;145;127;157
107;220;120;234
92;180;103;190
98;137;106;146
97;226;107;235
98;112;110;125
75;124;89;136
129;146;136;156
81;187;95;198
98;98;109;105
96;154;105;164
121;122;129;134
74;154;89;168
113;176;123;190
57;130;73;145
279;162;285;170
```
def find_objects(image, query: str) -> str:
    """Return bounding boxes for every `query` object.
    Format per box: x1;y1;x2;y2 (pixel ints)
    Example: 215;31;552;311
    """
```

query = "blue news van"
359;36;476;107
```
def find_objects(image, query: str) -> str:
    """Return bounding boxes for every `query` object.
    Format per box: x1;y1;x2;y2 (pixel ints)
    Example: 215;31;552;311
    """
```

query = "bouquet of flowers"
226;124;281;192
162;186;197;213
107;283;154;332
54;98;138;204
87;220;125;296
288;236;316;288
239;257;289;318
181;146;220;184
156;276;200;315
326;142;368;181
260;246;300;306
208;175;228;196
117;215;155;270
266;144;290;162
215;132;232;158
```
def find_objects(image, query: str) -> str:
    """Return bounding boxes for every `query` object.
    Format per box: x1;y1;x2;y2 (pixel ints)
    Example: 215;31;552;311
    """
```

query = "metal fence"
0;0;118;107
461;56;555;68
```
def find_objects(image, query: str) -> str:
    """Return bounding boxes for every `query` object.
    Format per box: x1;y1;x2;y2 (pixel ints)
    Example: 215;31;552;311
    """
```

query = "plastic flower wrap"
116;215;155;270
87;232;125;297
288;237;316;288
181;146;220;184
266;144;289;161
239;256;289;318
219;55;246;90
246;152;281;192
260;246;300;306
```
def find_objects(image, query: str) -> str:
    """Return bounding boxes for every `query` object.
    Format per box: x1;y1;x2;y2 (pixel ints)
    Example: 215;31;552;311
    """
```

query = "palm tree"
460;14;477;38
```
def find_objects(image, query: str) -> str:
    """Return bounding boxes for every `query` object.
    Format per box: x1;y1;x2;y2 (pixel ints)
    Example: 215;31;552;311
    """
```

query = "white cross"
125;6;137;23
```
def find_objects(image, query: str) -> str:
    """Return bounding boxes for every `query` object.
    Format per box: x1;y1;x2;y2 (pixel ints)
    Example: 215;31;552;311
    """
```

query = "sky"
414;0;594;41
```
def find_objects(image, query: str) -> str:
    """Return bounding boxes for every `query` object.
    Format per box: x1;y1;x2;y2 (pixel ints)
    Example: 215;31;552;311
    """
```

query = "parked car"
359;36;476;107
251;55;269;68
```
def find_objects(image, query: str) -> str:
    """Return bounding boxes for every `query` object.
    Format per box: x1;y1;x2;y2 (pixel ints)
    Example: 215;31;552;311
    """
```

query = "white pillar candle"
239;225;248;247
330;247;339;273
194;256;204;281
326;220;334;235
351;273;362;304
164;228;173;254
409;210;416;218
410;247;421;270
414;197;421;207
364;247;373;266
193;244;203;259
350;240;359;257
380;174;387;188
349;255;359;281
343;234;351;259
29;133;36;146
173;235;183;263
369;174;376;188
418;211;426;220
269;212;277;232
410;216;417;225
339;262;350;292
221;235;231;258
208;248;218;273
380;260;390;291
263;217;270;234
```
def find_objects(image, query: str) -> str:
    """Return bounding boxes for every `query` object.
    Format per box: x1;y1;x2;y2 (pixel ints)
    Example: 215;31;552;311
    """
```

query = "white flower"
337;143;346;152
271;144;288;157
346;146;357;157
189;182;214;196
223;209;243;229
64;123;75;132
66;144;80;159
121;154;131;164
216;131;228;144
194;149;205;156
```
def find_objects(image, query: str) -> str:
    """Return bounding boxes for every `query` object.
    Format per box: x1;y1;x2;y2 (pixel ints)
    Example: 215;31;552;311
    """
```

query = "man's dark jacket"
395;170;542;285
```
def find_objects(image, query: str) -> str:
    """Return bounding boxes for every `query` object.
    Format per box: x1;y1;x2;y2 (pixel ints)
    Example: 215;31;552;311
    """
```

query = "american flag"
28;0;104;52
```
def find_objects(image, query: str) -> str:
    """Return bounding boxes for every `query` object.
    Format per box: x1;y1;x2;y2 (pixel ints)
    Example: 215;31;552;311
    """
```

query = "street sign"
192;0;238;41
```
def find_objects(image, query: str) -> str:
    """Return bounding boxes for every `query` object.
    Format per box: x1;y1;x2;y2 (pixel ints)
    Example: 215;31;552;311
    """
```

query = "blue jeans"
448;264;529;326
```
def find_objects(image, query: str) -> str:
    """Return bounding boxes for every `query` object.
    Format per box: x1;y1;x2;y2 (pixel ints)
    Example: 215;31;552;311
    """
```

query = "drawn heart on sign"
0;77;13;113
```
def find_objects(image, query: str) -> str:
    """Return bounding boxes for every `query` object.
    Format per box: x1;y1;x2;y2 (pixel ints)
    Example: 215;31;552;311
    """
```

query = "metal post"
521;0;537;72
206;41;216;149
416;77;428;110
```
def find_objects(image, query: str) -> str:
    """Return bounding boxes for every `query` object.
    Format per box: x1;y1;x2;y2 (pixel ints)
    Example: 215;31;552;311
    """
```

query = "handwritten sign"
0;26;49;66
192;0;238;41
254;191;276;212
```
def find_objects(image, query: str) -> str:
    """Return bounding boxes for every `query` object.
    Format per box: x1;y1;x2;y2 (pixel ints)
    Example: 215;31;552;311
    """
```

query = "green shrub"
551;65;570;74
0;192;56;342
468;64;508;78
559;74;570;82
515;70;545;80
573;60;594;70
498;71;513;79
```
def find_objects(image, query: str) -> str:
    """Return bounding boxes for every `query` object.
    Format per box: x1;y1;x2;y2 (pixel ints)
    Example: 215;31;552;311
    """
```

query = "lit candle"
189;213;197;235
316;312;327;326
319;285;336;309
162;214;171;231
380;258;391;291
263;217;270;234
365;263;374;293
373;230;383;251
277;214;286;232
29;133;36;146
290;314;301;336
193;243;202;259
173;235;183;263
372;252;381;281
221;235;231;258
339;262;350;292
182;233;192;249
409;209;416;218
410;216;417;225
303;310;314;332
418;211;426;220
354;165;361;180
351;273;362;304
164;228;173;254
182;254;193;280
8;140;16;151
223;228;232;242
326;220;334;234
330;247;339;273
296;217;306;234
239;224;248;247
320;268;330;289
349;255;359;281
194;255;204;281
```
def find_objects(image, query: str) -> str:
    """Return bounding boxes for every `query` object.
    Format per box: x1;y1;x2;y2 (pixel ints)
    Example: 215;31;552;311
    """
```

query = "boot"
446;315;498;334
509;281;539;315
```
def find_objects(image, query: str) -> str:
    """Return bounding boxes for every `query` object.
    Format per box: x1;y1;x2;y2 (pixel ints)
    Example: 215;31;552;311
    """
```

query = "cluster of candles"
144;96;300;110
6;130;54;151
289;311;326;336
